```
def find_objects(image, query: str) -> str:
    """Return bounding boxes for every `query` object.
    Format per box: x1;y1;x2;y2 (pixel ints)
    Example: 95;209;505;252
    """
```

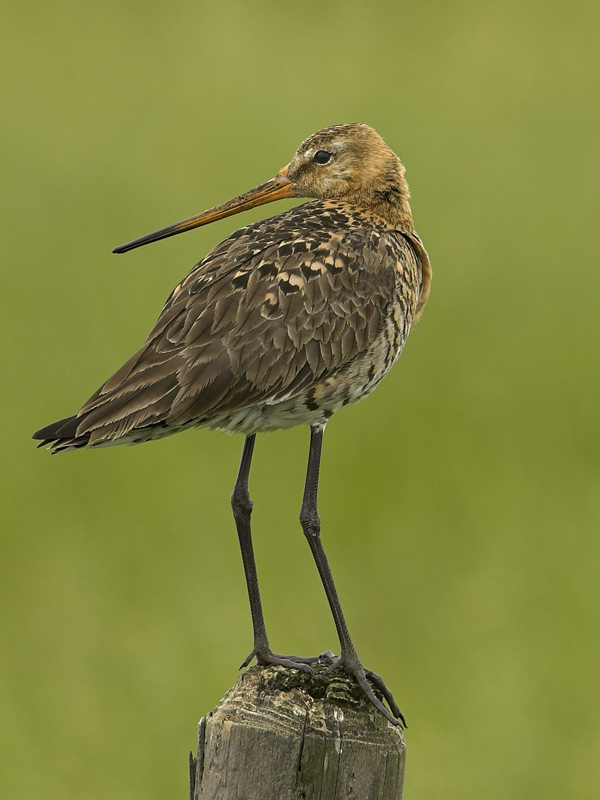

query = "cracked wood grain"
190;664;406;800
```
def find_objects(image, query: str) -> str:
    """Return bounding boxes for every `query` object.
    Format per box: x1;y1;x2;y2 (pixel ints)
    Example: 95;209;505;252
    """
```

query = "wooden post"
189;664;406;800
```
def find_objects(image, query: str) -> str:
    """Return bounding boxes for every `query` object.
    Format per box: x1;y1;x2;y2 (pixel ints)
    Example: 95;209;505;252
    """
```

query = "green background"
2;1;598;798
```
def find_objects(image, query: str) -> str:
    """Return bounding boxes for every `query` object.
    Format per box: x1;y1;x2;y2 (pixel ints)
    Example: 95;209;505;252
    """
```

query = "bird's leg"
232;434;316;673
299;424;406;726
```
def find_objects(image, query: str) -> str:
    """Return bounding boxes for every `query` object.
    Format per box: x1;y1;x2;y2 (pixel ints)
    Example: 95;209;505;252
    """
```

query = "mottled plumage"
34;124;431;725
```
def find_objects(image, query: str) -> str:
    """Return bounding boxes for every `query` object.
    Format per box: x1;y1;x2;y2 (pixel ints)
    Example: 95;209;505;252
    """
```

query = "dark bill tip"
112;173;296;254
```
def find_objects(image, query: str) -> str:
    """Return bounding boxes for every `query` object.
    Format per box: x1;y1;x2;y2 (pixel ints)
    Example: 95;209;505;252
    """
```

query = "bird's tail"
32;415;91;453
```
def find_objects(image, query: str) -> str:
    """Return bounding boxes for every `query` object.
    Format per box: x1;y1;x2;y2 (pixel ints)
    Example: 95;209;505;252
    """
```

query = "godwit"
34;124;431;725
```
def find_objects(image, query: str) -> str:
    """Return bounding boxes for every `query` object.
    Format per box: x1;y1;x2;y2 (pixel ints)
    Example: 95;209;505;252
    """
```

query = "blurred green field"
2;1;599;798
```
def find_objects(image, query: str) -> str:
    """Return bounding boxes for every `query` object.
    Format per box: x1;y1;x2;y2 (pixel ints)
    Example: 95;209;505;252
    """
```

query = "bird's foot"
241;647;336;674
324;653;406;727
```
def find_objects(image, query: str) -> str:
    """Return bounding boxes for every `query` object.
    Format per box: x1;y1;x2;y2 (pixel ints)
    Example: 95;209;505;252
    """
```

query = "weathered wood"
190;664;406;800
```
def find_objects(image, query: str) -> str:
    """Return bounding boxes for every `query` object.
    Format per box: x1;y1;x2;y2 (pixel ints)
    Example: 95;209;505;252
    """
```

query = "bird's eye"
313;150;332;165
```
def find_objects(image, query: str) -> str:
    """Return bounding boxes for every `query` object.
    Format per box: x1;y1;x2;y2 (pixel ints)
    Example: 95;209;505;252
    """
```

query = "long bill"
112;170;296;254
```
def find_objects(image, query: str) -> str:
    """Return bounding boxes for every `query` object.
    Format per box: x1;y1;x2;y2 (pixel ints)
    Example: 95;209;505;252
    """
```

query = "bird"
33;123;431;726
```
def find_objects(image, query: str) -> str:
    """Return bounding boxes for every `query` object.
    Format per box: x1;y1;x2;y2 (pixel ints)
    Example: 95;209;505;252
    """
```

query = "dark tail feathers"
32;415;90;451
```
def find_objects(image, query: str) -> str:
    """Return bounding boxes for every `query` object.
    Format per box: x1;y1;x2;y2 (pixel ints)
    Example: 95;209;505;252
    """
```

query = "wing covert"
75;205;405;442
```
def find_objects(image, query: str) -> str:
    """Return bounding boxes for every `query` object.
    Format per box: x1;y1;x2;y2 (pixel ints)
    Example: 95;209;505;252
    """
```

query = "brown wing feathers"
34;202;405;451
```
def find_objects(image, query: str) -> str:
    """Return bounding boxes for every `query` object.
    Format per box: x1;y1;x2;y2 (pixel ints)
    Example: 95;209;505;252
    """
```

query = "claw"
365;669;404;722
239;651;255;670
323;655;406;727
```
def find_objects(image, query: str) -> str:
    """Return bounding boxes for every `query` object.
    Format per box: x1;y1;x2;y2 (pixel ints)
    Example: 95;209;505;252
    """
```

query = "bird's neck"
356;163;415;231
342;186;413;232
367;190;414;232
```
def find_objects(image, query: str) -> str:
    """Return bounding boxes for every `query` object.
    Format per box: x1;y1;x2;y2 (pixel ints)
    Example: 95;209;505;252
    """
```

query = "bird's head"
113;124;412;254
282;123;409;208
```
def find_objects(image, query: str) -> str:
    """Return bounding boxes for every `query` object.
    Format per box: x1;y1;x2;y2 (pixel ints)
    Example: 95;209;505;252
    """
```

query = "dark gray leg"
232;434;316;673
299;424;405;726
